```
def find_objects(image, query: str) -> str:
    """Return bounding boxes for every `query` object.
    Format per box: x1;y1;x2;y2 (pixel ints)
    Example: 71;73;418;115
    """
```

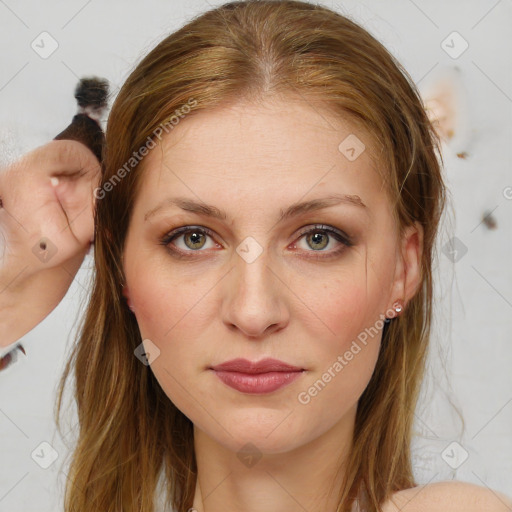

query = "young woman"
2;1;505;511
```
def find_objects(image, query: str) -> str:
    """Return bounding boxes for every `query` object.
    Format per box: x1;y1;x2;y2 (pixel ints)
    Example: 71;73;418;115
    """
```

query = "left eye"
160;224;352;258
293;225;352;254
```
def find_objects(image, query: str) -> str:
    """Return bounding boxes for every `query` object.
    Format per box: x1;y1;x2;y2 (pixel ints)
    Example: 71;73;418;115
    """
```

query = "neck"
191;404;357;512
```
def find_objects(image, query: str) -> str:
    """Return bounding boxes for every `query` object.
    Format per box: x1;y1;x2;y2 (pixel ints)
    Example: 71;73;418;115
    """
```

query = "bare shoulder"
381;480;512;512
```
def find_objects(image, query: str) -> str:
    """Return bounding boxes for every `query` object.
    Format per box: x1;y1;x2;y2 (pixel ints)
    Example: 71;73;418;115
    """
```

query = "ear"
122;285;135;312
388;221;424;313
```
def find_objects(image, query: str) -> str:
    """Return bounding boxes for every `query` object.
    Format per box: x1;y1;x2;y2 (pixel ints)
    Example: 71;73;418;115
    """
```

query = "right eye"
160;225;221;257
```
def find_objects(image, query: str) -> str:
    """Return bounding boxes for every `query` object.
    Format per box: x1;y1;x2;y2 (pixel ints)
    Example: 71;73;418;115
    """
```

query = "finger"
29;139;101;180
52;174;96;247
45;143;100;248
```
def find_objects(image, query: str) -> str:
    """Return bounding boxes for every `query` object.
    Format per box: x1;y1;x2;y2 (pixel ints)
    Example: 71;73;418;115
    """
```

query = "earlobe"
122;284;135;312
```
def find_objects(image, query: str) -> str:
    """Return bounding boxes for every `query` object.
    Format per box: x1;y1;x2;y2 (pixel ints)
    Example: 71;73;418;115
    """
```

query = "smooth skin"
121;96;512;511
0;140;100;350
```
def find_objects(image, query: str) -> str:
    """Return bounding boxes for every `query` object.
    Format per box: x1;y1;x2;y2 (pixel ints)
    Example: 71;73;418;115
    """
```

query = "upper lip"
210;358;304;374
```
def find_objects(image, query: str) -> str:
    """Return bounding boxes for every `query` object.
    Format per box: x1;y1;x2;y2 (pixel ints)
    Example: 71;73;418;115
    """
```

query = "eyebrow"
144;193;368;223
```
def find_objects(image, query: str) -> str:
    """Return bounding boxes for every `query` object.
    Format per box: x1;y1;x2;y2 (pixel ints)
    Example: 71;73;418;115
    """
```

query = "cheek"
294;258;374;343
296;283;383;432
311;242;395;347
129;263;213;341
127;263;221;400
323;279;384;359
128;268;210;405
295;263;384;405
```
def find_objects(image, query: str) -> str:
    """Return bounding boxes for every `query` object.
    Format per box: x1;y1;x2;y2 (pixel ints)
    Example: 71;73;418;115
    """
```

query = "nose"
221;247;289;339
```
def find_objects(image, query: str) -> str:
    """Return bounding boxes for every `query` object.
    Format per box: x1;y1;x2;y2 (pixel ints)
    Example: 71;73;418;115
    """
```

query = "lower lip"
211;370;304;394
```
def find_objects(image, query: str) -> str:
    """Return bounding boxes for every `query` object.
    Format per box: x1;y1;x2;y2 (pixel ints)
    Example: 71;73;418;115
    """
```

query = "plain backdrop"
0;1;511;510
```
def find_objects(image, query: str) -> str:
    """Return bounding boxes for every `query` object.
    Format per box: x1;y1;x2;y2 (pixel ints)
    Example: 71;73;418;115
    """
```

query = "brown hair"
56;1;446;511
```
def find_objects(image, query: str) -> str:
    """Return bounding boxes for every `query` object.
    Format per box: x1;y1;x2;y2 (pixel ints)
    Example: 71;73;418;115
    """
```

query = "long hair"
56;1;447;511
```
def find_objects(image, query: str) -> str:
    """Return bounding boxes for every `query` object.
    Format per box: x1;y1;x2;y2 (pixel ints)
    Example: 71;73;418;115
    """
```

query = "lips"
210;357;303;374
209;358;305;394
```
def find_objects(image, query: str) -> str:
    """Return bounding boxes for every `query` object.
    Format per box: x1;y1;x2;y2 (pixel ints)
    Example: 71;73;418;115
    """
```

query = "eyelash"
159;224;353;261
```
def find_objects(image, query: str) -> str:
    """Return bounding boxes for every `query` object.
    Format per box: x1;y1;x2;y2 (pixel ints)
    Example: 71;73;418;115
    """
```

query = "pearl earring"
384;299;403;324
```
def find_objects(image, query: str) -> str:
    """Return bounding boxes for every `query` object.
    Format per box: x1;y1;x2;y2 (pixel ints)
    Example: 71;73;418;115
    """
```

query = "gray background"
0;0;511;510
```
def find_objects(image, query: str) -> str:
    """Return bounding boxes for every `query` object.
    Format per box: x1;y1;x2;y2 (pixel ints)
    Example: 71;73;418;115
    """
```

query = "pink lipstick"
210;358;305;394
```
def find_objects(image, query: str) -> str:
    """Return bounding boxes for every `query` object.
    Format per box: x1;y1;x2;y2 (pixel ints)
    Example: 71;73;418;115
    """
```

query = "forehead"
136;97;388;215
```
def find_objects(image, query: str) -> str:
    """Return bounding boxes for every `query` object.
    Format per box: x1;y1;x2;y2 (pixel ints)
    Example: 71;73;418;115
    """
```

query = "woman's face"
122;97;421;454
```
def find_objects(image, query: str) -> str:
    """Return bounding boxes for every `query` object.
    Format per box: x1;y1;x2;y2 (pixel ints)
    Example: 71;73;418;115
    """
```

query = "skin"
0;97;508;508
0;140;99;350
121;94;431;512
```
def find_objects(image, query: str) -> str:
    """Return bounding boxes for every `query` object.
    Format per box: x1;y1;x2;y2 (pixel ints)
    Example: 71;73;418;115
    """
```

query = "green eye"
160;223;353;260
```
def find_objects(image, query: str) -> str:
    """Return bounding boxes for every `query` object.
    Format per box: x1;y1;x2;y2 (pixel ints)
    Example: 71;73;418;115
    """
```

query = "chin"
194;408;313;456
